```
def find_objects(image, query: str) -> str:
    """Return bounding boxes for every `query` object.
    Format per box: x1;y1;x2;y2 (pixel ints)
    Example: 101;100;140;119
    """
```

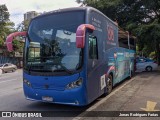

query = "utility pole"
126;31;130;49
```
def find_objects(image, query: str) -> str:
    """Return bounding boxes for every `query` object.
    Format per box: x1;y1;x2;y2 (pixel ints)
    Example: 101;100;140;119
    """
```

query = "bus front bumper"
23;84;87;106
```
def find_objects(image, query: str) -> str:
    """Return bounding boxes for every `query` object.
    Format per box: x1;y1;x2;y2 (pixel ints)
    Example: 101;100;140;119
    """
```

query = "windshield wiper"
60;64;74;74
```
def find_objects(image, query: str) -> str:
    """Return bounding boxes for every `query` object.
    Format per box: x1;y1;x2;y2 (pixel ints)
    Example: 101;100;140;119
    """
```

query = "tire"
103;74;113;97
1;70;4;74
145;66;152;72
0;69;2;75
12;68;16;72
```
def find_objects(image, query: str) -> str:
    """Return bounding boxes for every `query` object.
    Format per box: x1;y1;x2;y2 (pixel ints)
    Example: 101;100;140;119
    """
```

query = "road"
0;70;89;120
0;70;160;120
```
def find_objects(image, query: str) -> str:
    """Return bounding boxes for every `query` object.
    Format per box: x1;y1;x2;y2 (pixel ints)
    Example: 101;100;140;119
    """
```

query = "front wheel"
103;74;113;97
145;66;152;72
0;69;2;75
12;68;16;72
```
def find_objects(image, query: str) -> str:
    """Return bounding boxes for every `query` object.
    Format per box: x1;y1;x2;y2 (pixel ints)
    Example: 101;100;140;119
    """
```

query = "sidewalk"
79;72;160;120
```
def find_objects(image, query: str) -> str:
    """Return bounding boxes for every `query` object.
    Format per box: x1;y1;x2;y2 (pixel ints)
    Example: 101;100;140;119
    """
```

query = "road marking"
141;101;160;111
72;78;136;120
0;79;19;84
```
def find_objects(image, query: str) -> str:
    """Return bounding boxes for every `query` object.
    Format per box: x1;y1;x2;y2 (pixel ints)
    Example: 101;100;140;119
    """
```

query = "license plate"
42;96;53;102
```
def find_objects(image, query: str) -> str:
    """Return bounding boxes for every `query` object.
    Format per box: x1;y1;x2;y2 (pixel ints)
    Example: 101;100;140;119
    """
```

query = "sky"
0;0;80;27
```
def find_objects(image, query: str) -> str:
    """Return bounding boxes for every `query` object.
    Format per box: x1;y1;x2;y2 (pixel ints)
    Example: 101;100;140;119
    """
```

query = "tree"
0;4;15;38
0;4;10;48
0;4;16;57
10;35;24;54
77;0;160;64
0;4;9;23
16;20;30;31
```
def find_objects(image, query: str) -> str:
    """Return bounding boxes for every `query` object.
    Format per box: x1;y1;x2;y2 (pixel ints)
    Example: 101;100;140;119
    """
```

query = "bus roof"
33;7;87;20
32;6;117;26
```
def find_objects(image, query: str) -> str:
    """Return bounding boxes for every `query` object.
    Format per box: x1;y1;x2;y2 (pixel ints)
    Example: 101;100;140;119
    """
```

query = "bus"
6;7;136;106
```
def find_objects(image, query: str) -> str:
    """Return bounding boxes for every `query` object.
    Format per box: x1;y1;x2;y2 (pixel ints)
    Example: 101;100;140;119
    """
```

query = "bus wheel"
103;74;113;97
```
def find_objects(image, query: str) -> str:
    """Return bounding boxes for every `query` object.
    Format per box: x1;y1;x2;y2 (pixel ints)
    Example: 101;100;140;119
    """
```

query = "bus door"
87;34;100;102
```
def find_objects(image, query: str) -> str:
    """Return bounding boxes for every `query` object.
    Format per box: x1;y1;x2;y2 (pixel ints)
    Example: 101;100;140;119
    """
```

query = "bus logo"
107;25;114;41
2;112;11;117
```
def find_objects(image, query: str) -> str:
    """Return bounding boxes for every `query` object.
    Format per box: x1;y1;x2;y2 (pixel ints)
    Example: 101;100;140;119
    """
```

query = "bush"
0;37;4;47
149;51;156;60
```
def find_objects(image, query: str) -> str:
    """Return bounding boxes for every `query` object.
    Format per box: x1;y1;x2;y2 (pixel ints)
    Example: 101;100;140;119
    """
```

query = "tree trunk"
155;41;160;65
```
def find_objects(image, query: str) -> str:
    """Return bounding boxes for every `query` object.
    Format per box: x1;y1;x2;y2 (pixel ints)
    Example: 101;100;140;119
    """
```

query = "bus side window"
89;36;98;59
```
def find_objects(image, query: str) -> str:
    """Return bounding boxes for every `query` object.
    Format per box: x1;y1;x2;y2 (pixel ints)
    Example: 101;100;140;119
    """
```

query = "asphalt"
0;70;89;120
0;69;160;120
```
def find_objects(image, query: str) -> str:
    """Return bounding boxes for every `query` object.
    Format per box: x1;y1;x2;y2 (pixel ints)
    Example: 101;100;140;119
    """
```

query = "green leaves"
77;0;160;63
0;4;16;54
0;4;9;23
0;4;15;39
0;37;4;47
12;38;24;51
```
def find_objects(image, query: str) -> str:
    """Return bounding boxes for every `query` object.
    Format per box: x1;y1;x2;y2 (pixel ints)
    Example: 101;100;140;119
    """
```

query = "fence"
0;56;19;65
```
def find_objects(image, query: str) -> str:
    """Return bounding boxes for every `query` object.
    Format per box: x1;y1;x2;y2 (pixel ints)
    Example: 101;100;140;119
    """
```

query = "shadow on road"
22;99;99;117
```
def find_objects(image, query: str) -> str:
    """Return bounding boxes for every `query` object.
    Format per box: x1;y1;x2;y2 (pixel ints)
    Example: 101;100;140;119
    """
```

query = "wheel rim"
147;67;152;71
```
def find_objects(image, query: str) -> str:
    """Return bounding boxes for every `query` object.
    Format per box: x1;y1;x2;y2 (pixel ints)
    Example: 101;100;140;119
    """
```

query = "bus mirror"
6;31;27;52
76;24;95;48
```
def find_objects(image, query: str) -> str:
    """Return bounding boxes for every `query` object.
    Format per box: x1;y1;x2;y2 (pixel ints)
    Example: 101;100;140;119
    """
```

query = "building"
24;11;40;21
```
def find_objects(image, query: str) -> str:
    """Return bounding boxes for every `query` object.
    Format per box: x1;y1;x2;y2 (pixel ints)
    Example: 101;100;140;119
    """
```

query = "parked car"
136;57;158;72
0;63;17;73
0;69;2;76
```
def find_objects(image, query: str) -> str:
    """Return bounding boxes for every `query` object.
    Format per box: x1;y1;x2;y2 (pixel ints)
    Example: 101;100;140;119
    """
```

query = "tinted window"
89;36;98;59
4;64;8;67
26;11;84;73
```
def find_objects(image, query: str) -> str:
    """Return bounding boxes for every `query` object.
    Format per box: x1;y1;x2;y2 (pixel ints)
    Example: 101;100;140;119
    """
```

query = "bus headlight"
66;78;83;89
23;79;32;87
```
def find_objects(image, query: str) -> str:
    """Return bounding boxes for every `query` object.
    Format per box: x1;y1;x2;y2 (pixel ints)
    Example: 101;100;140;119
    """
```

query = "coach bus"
6;7;136;106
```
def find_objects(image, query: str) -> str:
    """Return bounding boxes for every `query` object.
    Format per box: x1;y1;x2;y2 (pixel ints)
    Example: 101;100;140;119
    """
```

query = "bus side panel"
105;47;135;85
86;9;119;103
85;10;105;103
85;8;135;104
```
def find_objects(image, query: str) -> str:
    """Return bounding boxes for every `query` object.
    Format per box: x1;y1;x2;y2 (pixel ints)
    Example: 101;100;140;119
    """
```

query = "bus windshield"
25;11;84;73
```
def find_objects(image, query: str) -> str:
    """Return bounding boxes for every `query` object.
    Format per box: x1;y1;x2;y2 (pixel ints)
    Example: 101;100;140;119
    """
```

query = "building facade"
24;11;40;21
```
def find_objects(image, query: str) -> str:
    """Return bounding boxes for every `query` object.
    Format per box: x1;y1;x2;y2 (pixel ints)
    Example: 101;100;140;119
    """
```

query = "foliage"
0;4;16;57
0;4;15;43
16;20;30;31
0;4;9;23
0;37;4;47
149;51;156;59
77;0;160;64
12;38;24;51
